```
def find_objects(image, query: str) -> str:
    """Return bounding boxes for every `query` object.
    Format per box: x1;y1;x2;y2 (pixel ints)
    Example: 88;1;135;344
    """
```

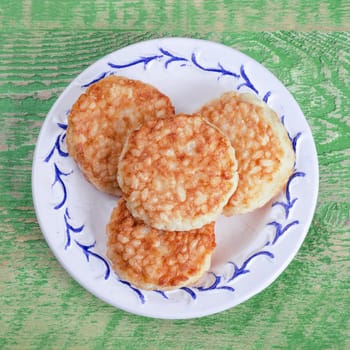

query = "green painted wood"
1;31;349;349
0;1;350;32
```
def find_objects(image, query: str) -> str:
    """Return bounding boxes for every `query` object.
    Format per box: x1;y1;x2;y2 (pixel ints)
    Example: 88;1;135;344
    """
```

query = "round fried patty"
106;199;216;290
195;92;295;215
118;114;239;231
66;75;175;195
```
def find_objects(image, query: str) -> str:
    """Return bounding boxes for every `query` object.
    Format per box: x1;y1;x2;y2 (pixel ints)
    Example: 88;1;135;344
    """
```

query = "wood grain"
1;31;349;350
1;1;350;32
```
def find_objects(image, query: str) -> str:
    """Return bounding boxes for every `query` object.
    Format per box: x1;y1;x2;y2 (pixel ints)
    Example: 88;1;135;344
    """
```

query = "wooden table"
1;2;349;349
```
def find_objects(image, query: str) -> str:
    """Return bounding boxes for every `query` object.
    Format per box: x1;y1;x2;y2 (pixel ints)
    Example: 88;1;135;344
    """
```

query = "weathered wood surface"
1;0;350;31
0;23;349;350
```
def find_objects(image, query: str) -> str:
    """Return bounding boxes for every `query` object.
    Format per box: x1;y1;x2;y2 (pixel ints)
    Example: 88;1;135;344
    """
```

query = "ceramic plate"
32;38;319;319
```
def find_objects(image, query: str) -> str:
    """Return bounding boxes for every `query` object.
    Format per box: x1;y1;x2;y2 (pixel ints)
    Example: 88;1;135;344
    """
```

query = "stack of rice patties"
113;114;238;290
66;75;294;291
66;76;234;290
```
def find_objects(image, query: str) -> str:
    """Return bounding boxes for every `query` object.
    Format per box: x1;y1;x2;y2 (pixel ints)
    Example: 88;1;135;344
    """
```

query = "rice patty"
195;92;295;215
106;199;216;290
66;75;175;195
118;114;238;231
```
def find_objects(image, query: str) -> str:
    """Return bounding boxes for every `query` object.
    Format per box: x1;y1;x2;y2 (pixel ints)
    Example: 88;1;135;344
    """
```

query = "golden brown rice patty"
66;75;175;195
195;92;295;215
106;199;216;290
118;114;239;231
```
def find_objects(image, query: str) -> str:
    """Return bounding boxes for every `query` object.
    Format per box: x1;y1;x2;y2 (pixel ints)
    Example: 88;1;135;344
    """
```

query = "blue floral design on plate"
44;121;111;281
83;47;271;102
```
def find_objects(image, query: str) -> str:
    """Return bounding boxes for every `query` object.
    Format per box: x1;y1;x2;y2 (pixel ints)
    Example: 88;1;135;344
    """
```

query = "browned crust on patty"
195;92;295;215
106;199;216;290
118;114;239;231
66;75;175;195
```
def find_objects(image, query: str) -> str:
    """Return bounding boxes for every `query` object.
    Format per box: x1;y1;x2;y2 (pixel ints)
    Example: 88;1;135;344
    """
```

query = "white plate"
32;37;319;319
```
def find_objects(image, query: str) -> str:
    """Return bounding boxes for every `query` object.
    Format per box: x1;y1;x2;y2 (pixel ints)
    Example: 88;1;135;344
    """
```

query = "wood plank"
0;1;350;32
